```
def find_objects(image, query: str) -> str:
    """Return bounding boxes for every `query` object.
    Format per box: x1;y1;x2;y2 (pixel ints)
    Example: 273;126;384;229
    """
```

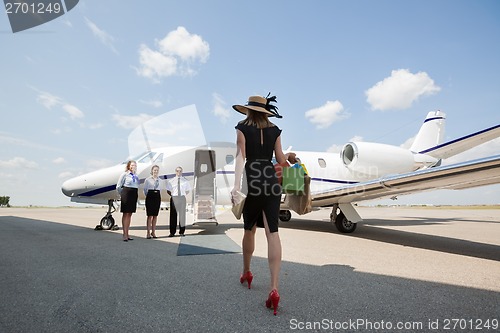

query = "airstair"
193;149;218;225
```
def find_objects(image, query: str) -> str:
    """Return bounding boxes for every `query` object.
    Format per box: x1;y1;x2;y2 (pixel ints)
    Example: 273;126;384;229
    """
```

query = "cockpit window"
154;153;163;163
138;152;156;163
123;151;157;164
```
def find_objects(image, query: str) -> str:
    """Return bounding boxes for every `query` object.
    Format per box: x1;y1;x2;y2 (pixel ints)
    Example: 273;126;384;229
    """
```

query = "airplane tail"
410;110;446;153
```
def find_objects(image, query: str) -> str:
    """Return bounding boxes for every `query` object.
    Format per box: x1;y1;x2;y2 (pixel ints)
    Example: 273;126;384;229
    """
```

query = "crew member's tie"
177;177;181;197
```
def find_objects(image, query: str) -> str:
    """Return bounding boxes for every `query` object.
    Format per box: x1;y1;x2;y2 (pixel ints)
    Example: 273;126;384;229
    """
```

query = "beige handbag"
231;191;246;220
284;176;312;215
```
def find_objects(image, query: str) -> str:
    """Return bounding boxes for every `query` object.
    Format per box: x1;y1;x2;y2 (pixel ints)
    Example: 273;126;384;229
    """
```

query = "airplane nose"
61;179;77;197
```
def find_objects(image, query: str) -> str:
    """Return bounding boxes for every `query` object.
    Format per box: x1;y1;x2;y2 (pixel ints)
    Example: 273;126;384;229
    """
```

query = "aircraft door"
193;149;217;224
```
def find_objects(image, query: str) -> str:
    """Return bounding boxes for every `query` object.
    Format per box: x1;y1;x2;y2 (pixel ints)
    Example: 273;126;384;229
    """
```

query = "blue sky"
1;0;499;206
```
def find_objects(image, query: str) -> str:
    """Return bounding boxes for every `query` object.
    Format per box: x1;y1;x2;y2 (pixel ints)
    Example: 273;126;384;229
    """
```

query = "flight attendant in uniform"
143;164;162;239
166;166;191;237
116;160;139;242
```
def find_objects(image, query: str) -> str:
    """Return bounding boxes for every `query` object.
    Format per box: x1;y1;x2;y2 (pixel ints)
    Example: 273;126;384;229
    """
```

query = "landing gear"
100;199;116;230
279;210;292;222
335;212;357;233
330;204;357;233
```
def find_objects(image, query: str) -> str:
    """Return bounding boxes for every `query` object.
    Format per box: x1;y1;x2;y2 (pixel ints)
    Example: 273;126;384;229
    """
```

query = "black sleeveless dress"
235;123;282;233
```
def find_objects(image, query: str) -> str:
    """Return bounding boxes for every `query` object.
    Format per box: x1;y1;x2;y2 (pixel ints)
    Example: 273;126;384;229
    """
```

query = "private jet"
61;108;500;233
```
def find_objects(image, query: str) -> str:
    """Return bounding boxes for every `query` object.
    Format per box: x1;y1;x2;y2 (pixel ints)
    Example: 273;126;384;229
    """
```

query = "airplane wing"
311;154;500;205
419;124;500;159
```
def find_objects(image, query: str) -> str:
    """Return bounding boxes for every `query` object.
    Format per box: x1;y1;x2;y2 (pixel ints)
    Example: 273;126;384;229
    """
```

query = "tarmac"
0;206;499;332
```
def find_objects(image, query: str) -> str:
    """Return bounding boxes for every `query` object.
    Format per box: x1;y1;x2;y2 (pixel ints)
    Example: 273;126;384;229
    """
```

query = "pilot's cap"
232;93;282;118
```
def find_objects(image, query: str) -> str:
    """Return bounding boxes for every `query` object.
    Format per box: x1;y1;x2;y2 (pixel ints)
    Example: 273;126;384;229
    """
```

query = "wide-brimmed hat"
232;94;282;118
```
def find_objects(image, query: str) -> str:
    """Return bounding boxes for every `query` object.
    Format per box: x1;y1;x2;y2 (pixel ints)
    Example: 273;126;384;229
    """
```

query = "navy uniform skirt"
120;187;138;213
145;190;161;216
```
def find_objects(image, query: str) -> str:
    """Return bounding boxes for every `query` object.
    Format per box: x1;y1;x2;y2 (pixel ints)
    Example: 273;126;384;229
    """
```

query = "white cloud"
0;157;38;169
62;104;84;119
37;91;62;109
53;157;66;164
33;88;86;120
84;17;118;54
366;69;441;111
158;26;210;63
137;44;177;82
305;100;349;129
326;144;342;153
112;113;154;129
136;26;210;81
326;136;363;153
212;93;230;123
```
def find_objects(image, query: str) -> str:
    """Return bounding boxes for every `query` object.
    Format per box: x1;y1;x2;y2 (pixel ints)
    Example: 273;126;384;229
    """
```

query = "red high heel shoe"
265;289;280;315
240;271;253;289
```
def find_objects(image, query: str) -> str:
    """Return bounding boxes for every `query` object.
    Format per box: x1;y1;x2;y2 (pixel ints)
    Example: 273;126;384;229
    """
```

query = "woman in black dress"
231;94;296;315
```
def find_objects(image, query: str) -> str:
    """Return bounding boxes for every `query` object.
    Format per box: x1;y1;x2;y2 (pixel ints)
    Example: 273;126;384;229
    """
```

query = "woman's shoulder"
235;121;248;129
267;123;281;131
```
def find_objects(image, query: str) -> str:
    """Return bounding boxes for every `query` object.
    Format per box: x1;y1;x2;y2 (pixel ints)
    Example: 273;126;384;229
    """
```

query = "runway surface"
0;206;499;332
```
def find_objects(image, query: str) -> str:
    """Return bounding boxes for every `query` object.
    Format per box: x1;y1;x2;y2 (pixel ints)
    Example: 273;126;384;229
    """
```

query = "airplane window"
318;158;327;168
123;152;149;164
138;152;156;163
226;155;235;165
200;164;208;173
154;153;163;163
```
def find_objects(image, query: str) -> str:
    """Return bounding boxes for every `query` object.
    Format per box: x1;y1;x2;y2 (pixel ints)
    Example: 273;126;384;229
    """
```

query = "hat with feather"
232;93;282;118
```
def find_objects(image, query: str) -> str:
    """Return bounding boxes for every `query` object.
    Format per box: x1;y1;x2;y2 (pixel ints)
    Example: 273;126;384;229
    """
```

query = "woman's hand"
286;152;297;164
230;187;240;204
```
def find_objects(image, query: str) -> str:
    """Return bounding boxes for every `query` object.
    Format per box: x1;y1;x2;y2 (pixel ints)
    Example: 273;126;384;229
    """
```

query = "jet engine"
340;142;417;178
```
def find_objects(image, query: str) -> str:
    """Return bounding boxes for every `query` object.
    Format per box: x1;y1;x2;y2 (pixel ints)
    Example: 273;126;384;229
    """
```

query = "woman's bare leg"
262;212;282;291
242;225;257;273
146;216;152;238
122;213;131;240
151;216;157;237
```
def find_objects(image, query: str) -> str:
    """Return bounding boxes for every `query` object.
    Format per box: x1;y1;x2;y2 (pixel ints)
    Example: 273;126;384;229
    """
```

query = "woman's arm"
116;172;126;194
143;177;150;196
274;135;297;164
232;129;246;192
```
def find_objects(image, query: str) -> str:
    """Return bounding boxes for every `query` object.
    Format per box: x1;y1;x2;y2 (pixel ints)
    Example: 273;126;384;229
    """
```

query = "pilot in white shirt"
166;166;191;236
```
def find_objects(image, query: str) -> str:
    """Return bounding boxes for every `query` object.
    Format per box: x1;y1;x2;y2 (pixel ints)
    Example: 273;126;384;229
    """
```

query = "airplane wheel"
279;210;292;222
335;212;357;233
100;215;115;230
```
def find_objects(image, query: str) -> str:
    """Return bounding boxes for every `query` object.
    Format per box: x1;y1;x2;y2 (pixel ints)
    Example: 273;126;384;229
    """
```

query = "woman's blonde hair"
240;109;274;128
